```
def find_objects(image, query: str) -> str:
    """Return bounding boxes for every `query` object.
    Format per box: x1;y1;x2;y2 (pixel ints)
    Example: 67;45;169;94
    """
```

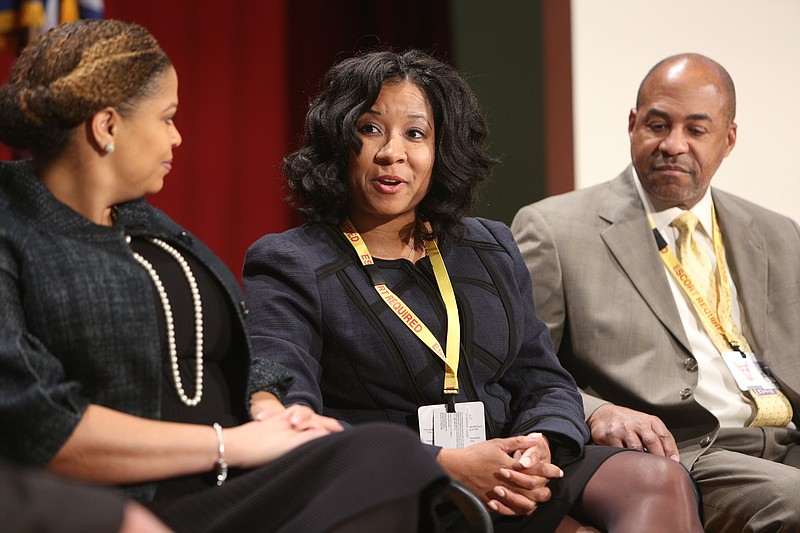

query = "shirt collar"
631;166;714;237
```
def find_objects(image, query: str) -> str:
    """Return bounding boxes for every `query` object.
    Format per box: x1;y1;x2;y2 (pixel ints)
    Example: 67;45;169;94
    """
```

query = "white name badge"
418;401;486;448
721;351;774;391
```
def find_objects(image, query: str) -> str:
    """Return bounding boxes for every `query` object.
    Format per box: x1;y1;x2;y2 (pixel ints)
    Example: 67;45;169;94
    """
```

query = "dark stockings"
330;495;419;533
572;452;703;533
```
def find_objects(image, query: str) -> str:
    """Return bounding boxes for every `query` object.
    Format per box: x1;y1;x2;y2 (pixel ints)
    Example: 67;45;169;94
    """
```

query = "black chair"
444;479;494;533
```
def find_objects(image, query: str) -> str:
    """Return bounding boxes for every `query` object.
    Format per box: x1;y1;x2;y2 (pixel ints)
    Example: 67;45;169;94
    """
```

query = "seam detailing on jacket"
475;247;518;379
315;254;354;280
458;238;504;252
336;270;428;406
451;276;499;296
454;285;499;439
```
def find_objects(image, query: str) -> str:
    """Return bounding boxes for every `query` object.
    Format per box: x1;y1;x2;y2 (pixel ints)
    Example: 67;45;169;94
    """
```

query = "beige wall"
572;0;800;222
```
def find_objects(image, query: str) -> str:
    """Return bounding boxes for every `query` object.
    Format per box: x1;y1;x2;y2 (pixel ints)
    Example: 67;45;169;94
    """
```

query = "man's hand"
588;403;680;461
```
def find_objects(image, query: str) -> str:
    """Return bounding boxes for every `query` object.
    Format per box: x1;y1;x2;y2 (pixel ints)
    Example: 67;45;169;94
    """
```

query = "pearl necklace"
129;236;204;406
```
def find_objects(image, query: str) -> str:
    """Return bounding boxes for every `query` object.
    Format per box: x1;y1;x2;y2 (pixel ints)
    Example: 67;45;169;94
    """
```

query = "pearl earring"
103;143;115;154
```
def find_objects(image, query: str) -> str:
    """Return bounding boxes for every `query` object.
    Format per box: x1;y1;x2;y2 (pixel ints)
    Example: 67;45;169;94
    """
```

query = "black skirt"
153;423;448;533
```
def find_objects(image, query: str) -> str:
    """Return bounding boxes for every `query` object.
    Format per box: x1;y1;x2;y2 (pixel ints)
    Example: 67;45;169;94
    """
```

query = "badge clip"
445;394;456;413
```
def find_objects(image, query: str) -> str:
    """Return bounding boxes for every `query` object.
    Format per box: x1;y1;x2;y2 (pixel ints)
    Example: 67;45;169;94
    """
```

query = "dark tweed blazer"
0;160;292;500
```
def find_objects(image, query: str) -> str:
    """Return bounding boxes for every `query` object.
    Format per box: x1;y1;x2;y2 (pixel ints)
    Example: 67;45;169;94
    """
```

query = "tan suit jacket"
511;167;800;468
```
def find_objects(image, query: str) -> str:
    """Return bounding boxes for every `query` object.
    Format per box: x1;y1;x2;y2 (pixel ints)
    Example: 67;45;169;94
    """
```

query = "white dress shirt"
632;168;753;427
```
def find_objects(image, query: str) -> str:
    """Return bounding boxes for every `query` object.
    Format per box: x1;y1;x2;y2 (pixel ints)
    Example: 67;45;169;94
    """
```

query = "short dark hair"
0;19;171;165
284;49;498;246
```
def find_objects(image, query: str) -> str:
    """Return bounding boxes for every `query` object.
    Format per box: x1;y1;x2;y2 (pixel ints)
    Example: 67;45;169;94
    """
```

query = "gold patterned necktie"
672;212;717;313
671;211;792;427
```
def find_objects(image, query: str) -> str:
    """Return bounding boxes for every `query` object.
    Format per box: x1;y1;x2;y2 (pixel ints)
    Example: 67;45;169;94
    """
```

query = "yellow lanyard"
648;205;745;352
341;219;460;395
650;208;794;427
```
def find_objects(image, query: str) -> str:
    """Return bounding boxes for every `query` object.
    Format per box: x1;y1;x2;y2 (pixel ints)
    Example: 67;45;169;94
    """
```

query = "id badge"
721;351;774;391
418;401;486;448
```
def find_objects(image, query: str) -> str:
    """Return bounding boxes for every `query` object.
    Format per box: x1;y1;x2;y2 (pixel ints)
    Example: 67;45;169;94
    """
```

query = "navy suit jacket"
244;218;590;455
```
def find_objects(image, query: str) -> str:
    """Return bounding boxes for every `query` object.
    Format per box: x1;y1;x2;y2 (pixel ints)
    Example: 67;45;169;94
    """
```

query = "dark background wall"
451;0;546;223
0;0;570;277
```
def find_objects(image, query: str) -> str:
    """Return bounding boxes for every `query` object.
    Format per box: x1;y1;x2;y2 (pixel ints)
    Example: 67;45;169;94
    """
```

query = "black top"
130;238;244;505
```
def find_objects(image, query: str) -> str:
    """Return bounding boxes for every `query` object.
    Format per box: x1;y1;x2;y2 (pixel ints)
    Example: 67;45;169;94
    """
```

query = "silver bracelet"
212;422;228;486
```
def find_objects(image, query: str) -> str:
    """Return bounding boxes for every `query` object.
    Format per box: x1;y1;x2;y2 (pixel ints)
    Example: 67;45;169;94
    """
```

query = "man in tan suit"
512;53;800;532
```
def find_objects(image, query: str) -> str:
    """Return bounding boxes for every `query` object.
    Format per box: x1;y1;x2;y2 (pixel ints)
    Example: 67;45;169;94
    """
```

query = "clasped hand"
226;401;343;470
438;433;563;516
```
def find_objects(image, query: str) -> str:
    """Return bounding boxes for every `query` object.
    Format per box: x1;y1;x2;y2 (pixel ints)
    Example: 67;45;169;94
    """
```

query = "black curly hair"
284;49;498;246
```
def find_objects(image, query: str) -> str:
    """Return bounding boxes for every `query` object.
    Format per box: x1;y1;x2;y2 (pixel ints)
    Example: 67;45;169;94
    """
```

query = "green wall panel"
450;0;546;224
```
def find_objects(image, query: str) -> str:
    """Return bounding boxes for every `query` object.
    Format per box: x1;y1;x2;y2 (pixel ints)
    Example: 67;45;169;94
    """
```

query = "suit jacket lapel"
599;169;693;353
712;190;769;354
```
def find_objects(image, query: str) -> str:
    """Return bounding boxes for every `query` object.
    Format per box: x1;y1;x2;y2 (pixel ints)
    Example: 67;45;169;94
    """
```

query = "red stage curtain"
105;0;293;278
0;49;14;160
284;0;452;147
